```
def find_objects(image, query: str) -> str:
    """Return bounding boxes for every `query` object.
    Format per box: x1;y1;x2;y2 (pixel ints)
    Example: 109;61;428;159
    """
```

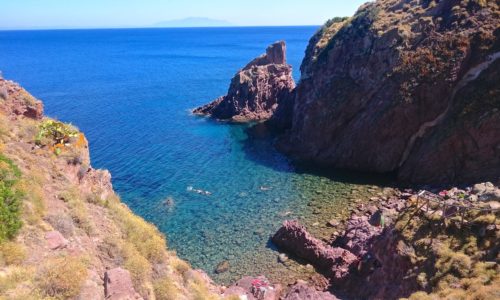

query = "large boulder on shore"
193;41;295;122
272;220;358;283
273;0;500;184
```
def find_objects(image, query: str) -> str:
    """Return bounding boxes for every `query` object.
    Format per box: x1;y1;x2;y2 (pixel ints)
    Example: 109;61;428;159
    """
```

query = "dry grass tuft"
109;201;167;264
0;241;26;266
36;256;87;298
153;277;181;300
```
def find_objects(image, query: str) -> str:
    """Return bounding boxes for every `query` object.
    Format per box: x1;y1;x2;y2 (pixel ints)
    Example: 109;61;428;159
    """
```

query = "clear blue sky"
0;0;369;29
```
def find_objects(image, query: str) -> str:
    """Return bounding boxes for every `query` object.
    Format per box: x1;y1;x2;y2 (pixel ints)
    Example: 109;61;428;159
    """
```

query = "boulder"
283;281;339;300
193;41;295;122
338;216;383;257
104;268;143;300
226;276;281;300
272;220;358;283
215;260;230;274
45;230;68;250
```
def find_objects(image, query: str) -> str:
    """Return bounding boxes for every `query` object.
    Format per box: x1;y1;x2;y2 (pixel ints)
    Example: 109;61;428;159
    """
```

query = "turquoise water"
0;27;385;283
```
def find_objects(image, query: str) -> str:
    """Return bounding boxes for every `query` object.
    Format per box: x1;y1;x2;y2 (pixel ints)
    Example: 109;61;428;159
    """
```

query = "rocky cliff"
0;78;224;299
272;0;499;184
0;78;340;300
272;186;500;299
193;41;296;122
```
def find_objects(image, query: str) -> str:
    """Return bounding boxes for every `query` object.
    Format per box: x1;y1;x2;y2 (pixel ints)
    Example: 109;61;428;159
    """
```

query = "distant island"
153;17;232;28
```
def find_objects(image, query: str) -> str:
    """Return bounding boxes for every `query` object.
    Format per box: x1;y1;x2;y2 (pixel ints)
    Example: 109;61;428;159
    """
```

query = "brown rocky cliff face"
0;78;44;119
193;41;296;122
274;0;499;184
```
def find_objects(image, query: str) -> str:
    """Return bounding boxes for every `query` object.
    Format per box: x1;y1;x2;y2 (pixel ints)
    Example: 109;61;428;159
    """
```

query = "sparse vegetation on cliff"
395;196;499;299
0;155;22;242
0;79;221;300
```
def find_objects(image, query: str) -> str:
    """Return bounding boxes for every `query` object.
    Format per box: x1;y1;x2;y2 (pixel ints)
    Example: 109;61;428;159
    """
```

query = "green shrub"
35;120;79;155
0;154;22;242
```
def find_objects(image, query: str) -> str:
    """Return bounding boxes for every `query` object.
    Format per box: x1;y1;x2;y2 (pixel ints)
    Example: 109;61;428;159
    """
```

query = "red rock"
193;41;295;122
104;268;143;300
272;220;358;283
283;281;339;300
226;276;281;300
337;217;382;256
45;230;68;250
0;79;44;119
273;1;500;185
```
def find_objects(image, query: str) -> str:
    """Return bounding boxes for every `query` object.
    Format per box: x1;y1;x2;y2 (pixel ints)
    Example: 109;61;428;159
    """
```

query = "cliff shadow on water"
243;122;398;187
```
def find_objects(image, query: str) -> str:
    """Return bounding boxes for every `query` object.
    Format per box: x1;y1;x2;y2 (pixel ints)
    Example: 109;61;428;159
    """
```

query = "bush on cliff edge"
0;154;22;242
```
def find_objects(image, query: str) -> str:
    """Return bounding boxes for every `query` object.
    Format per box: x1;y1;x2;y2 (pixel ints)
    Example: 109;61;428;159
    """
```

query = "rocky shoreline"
269;184;500;299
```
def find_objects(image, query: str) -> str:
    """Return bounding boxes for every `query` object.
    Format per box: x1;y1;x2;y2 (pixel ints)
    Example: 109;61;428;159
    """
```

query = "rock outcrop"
193;41;295;122
273;186;500;299
0;78;43;119
224;276;282;300
283;281;339;300
272;220;358;284
272;0;500;184
104;268;143;300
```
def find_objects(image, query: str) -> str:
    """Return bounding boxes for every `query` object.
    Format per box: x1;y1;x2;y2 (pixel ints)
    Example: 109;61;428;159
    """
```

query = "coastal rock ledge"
193;41;295;122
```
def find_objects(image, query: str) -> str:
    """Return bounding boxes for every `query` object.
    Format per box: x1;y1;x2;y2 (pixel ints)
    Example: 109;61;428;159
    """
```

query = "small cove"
0;26;392;284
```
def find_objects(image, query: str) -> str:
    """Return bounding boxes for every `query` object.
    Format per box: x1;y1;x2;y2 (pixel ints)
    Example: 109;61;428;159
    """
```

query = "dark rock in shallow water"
193;41;295;122
215;260;230;274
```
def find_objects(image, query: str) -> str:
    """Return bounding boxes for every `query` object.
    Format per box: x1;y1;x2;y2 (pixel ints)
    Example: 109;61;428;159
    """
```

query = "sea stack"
193;41;295;122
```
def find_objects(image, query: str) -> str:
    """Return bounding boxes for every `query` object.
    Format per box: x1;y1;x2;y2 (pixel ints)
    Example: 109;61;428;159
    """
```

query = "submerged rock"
215;260;230;274
193;41;295;122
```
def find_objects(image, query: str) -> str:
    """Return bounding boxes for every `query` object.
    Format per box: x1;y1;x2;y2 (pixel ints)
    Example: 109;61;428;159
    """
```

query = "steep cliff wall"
274;0;499;184
0;78;222;300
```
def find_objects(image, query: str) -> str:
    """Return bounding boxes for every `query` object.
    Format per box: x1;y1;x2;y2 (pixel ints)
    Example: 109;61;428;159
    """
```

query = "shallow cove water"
0;27;388;284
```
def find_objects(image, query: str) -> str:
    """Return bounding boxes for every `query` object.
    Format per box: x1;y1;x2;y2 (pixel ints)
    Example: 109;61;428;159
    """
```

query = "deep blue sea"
0;27;385;283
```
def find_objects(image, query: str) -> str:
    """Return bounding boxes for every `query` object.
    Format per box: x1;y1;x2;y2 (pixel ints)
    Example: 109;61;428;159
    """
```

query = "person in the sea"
187;186;211;196
164;197;174;207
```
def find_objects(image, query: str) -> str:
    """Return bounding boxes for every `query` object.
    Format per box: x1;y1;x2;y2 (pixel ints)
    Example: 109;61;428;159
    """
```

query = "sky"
0;0;369;30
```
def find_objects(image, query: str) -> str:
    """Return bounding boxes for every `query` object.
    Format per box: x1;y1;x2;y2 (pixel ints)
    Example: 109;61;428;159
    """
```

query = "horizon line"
0;24;321;32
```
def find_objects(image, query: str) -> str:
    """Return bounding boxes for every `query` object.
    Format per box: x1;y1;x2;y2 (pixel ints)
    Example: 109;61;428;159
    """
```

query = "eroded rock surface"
104;268;143;300
273;0;500;184
272;220;358;283
283;281;339;300
193;41;295;122
0;78;44;119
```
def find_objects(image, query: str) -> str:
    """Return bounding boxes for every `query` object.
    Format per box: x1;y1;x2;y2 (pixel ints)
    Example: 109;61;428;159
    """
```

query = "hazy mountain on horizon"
154;17;233;28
